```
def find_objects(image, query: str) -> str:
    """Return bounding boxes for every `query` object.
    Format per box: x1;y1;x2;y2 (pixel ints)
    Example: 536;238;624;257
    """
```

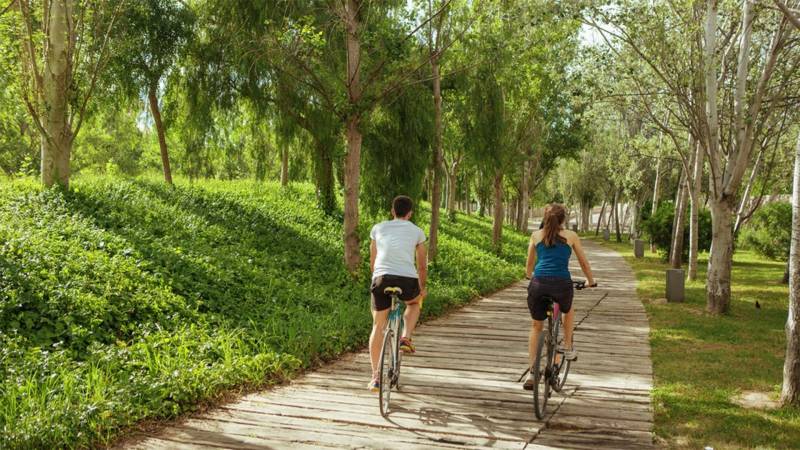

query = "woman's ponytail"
542;203;567;247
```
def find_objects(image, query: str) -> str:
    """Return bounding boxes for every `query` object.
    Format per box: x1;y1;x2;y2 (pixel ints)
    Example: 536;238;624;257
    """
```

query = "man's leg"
369;308;389;379
402;299;421;339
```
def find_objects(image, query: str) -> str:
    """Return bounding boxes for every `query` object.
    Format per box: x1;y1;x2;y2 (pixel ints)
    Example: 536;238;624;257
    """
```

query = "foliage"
0;175;527;448
362;83;434;217
739;202;792;261
642;201;711;260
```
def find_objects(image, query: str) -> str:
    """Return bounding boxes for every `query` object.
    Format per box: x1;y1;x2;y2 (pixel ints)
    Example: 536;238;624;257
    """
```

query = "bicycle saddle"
383;286;403;296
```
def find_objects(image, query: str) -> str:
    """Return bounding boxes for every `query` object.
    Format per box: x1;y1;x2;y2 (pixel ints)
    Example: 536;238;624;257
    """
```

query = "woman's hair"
541;203;567;247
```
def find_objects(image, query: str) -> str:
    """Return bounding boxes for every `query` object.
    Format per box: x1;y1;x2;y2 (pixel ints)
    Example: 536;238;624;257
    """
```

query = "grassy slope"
587;236;800;449
0;175;528;449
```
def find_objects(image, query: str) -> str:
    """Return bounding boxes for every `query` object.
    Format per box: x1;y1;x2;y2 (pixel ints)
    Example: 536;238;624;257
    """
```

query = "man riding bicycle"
368;195;428;392
524;203;596;390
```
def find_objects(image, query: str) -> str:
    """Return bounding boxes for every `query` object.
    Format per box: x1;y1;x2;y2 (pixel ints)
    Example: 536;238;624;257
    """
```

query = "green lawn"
0;175;528;449
588;235;800;449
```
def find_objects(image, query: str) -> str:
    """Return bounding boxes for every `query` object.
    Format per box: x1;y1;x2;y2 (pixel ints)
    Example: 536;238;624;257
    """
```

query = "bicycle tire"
531;329;551;420
378;327;395;417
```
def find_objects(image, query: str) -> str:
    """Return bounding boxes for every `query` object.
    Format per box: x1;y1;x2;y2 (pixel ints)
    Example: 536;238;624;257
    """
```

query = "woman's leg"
563;308;575;351
528;319;545;368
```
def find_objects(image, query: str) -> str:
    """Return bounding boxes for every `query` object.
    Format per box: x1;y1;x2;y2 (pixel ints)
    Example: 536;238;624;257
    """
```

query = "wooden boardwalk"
127;240;654;449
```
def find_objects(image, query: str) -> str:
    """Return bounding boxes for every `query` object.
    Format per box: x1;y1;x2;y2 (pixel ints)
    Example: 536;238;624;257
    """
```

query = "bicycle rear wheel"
531;329;553;420
379;328;395;417
393;320;403;390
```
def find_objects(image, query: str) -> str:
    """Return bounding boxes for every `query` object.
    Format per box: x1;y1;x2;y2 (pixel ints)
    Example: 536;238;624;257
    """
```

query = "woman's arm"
571;235;596;285
525;235;537;279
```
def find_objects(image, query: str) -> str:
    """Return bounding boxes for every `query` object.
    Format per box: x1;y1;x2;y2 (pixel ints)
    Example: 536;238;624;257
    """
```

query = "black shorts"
527;277;574;321
371;275;421;311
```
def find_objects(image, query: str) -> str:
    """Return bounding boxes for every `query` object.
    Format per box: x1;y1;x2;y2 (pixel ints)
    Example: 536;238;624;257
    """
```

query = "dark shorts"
371;275;421;311
527;277;574;321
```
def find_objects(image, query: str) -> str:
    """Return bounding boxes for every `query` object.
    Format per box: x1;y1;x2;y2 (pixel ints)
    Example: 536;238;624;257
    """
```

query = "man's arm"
416;243;428;297
525;235;537;279
370;239;377;273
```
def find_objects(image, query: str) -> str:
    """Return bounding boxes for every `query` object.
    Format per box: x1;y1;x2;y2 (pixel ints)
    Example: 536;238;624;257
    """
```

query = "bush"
739;202;791;261
642;201;711;260
0;175;527;448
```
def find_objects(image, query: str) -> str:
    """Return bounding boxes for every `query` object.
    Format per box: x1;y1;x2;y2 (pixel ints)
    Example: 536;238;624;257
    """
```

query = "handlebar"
573;280;597;290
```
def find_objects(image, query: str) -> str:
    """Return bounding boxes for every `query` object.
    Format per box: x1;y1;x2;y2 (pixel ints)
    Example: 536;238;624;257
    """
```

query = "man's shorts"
371;275;421;311
527;276;574;321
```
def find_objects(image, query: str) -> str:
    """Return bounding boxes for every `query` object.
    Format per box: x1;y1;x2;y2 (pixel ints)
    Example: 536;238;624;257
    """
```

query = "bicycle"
378;286;405;417
527;279;592;419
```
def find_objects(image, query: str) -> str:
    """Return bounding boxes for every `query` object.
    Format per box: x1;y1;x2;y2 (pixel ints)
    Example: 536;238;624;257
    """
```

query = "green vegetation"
590;237;800;449
0;175;527;449
739;202;792;262
640;201;712;261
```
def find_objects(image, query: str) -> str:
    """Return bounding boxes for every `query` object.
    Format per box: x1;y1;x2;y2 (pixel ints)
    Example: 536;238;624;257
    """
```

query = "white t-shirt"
370;219;427;280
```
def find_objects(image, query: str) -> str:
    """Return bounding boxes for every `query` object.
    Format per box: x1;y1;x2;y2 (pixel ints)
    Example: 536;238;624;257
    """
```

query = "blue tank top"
534;240;572;279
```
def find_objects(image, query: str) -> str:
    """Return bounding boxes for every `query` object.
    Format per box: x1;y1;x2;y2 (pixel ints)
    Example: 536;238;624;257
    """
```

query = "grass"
587;234;800;449
0;174;528;449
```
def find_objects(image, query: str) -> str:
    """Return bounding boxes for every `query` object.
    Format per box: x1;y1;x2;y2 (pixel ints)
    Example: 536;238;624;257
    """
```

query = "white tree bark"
688;140;706;280
781;130;800;406
41;0;73;188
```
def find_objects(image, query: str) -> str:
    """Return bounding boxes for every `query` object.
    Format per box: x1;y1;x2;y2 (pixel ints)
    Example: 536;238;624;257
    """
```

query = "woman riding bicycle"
523;203;596;390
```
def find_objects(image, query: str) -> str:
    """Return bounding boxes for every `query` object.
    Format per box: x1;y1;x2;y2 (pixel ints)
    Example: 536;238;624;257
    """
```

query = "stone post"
634;239;644;258
666;269;685;302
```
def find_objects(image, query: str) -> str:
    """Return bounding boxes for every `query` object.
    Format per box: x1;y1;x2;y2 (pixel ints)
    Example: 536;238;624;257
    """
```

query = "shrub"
739;202;791;261
642;201;711;260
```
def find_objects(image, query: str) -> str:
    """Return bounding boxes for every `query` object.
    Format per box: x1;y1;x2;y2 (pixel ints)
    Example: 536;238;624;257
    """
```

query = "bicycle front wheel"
532;329;552;420
554;316;571;391
379;328;395;417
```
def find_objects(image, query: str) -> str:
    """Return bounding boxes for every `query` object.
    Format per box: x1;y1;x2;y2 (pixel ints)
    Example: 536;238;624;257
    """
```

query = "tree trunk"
518;160;531;232
734;147;764;236
446;159;460;218
688;141;706;280
781;131;800;406
670;164;690;269
492;171;504;254
280;146;289;186
342;0;363;273
428;56;444;261
613;192;622;242
706;198;734;314
595;200;607;236
148;84;173;185
41;0;72;188
581;201;591;232
630;200;639;239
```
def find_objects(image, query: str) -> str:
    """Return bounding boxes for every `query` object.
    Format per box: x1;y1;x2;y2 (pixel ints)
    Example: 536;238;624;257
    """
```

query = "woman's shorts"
371;275;421;311
527;276;574;321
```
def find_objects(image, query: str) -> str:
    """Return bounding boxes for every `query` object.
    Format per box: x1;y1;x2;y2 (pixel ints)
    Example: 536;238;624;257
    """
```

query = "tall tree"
778;0;800;407
109;0;194;185
13;0;121;188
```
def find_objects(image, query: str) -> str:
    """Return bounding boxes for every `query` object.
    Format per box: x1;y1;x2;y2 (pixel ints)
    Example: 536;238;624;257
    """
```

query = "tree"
778;0;800;407
109;0;194;185
12;0;122;188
